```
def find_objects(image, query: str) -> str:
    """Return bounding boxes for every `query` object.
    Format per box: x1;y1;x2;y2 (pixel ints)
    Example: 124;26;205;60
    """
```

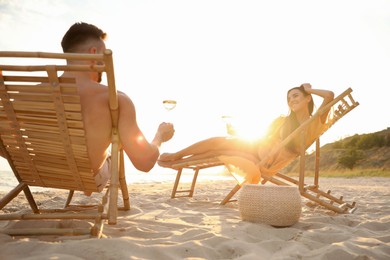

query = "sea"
0;166;232;193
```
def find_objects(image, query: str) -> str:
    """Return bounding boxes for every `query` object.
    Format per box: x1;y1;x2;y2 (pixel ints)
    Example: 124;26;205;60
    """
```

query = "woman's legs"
159;136;257;162
159;137;229;161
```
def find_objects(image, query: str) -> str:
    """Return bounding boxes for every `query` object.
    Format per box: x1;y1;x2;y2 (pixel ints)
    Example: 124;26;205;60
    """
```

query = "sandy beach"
0;176;389;260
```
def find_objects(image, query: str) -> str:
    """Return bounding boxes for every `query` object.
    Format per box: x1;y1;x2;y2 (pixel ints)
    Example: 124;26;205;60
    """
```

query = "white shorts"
94;156;111;192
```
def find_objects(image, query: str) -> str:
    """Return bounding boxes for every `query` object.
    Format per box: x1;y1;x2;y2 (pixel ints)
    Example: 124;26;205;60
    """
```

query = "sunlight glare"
222;116;268;141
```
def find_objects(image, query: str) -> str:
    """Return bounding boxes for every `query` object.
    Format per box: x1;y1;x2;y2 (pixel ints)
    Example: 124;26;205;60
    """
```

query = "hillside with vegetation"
282;128;390;176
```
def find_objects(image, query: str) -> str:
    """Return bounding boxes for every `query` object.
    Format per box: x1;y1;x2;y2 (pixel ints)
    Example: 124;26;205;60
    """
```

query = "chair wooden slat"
10;101;81;112
4;84;79;94
6;92;80;104
11;113;83;124
2;123;86;136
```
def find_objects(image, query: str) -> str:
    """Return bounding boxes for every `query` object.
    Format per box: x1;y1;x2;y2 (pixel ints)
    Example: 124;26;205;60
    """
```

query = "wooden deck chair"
169;88;359;214
0;50;130;238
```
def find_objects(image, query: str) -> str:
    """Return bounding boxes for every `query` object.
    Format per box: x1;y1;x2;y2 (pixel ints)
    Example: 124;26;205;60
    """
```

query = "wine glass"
162;100;177;111
161;100;177;152
162;100;177;123
221;115;236;136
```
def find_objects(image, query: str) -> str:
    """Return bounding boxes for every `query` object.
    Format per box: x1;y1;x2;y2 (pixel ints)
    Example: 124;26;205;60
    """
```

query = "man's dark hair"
61;22;107;52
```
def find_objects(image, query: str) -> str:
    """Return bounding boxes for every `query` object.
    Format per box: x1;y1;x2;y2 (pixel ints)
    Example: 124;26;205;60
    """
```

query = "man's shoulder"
115;90;136;112
117;90;133;102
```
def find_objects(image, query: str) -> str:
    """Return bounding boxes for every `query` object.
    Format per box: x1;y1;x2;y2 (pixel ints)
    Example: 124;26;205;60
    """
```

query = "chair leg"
64;190;75;208
0;183;39;213
22;185;39;213
0;142;39;213
189;169;200;197
171;168;183;198
266;173;357;213
119;150;130;211
108;142;120;225
301;191;356;213
220;184;241;205
314;139;320;187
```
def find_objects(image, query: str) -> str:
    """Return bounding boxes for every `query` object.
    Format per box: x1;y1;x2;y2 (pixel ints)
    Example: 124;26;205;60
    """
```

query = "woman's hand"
300;83;312;92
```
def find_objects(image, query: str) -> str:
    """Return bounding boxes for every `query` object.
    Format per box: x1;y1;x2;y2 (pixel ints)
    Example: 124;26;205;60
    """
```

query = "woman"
158;83;334;178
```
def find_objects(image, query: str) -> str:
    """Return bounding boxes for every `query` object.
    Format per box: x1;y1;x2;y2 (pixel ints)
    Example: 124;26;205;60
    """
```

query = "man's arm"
117;92;174;172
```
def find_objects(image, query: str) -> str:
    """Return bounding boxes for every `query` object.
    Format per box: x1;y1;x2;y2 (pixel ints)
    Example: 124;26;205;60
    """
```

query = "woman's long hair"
282;85;314;153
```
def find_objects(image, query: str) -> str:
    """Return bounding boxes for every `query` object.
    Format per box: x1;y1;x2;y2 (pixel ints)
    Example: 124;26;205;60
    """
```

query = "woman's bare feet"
157;159;175;168
158;154;197;168
158;153;180;168
158;152;179;162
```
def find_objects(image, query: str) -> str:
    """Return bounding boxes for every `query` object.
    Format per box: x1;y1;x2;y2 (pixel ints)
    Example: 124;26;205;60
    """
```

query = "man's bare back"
76;78;113;173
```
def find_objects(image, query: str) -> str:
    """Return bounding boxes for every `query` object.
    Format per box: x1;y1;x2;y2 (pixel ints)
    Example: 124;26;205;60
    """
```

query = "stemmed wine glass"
162;100;177;111
161;100;177;152
221;115;236;136
162;100;177;122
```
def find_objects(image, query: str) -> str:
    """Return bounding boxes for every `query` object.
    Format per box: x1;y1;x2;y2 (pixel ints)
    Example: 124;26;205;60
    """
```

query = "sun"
222;116;268;141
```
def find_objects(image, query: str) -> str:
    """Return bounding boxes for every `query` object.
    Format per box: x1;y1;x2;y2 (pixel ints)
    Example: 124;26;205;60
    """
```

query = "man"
61;22;174;191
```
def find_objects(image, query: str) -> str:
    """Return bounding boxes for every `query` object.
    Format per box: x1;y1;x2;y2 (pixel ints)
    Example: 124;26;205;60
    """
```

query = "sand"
0;176;389;260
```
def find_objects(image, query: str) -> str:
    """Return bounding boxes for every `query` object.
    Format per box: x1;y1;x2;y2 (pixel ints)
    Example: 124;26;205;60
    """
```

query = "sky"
0;0;389;175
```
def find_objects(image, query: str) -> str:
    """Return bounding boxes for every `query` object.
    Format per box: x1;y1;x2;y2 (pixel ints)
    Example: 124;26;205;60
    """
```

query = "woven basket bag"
238;184;302;227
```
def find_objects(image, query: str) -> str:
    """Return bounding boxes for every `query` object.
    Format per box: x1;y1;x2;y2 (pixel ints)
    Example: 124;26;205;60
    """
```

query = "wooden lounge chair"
168;88;359;213
0;50;130;238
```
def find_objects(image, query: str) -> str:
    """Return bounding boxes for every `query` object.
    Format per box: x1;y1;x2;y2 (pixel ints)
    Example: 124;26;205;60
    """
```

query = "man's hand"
158;122;175;142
